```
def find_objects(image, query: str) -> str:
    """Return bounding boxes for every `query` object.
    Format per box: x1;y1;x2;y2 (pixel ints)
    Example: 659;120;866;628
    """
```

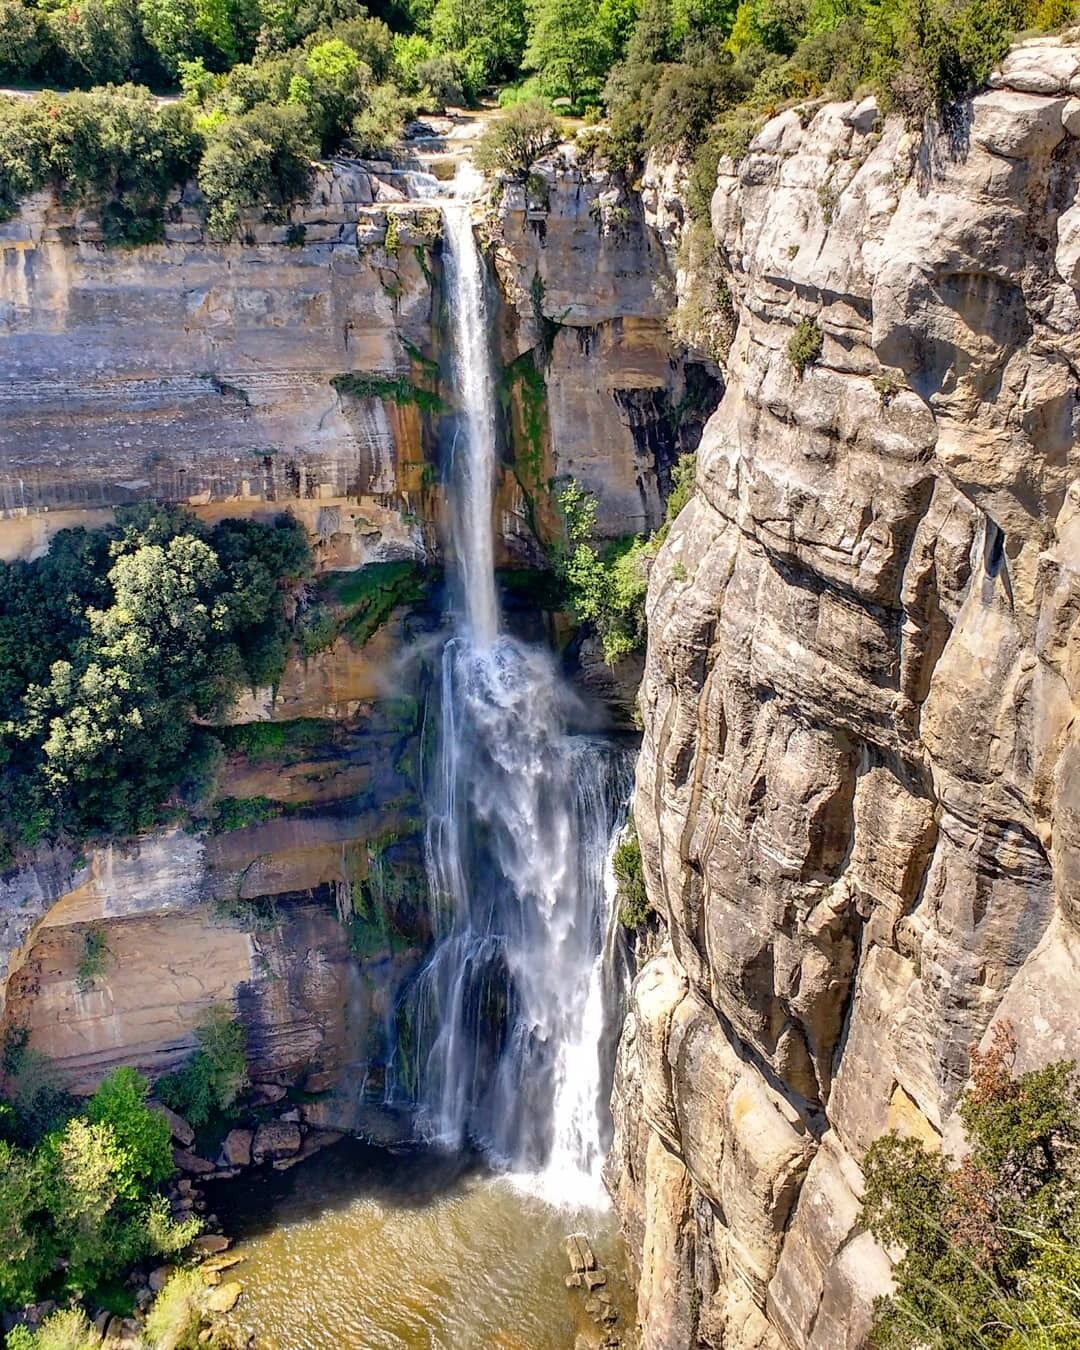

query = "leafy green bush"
6;1308;102;1350
862;1023;1080;1350
143;1268;206;1350
0;1065;197;1309
613;825;652;930
554;482;651;664
787;316;823;375
156;1005;248;1128
0;87;200;229
474;99;562;178
0;505;310;857
76;926;110;993
198;102;317;241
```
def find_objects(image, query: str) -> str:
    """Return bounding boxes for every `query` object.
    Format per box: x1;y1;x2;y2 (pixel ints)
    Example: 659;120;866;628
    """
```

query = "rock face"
0;154;702;1133
614;40;1080;1349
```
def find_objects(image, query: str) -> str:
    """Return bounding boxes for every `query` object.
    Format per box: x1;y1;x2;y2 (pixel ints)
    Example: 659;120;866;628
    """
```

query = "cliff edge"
613;36;1080;1350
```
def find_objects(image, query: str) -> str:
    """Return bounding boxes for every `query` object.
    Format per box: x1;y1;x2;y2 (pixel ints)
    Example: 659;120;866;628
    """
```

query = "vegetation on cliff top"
2;0;1071;239
861;1022;1080;1349
0;504;310;860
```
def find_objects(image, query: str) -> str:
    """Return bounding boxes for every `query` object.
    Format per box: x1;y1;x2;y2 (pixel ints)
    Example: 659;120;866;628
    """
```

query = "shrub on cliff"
0;505;311;856
787;316;823;375
474;99;562;178
198;101;317;240
156;1005;248;1129
0;87;200;234
613;825;652;930
553;482;652;664
861;1023;1080;1349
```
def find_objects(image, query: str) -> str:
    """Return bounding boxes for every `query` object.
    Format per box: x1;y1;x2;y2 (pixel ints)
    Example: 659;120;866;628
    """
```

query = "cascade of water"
399;166;632;1205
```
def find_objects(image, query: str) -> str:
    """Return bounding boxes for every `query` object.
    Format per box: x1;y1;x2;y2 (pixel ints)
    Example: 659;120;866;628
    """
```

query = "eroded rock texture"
614;40;1080;1348
0;155;695;1120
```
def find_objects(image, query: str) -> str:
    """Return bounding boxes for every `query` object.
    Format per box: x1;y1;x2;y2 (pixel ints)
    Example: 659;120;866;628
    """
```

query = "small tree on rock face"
474;99;562;178
861;1023;1080;1350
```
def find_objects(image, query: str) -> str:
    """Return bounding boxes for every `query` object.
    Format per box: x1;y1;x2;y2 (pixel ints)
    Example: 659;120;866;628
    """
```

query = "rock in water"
204;1282;243;1313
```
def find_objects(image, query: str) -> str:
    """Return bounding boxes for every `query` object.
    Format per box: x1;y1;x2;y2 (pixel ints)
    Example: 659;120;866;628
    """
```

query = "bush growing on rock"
613;825;652;930
787;316;823;376
474;99;562;178
157;1005;248;1129
6;1307;102;1350
861;1023;1080;1349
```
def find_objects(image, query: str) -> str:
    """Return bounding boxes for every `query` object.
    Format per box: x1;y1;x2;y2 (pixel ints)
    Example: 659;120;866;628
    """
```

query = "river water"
211;1139;637;1349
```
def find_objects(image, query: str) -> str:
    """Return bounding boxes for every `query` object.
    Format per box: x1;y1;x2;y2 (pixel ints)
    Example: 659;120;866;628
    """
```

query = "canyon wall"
0;152;696;1122
613;38;1080;1349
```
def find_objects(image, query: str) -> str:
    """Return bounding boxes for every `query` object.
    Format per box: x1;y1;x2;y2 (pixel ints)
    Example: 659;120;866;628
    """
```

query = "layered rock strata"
614;38;1080;1349
0;150;698;1118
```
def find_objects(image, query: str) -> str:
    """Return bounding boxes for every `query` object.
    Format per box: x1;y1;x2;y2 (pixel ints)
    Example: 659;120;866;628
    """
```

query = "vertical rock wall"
614;40;1080;1349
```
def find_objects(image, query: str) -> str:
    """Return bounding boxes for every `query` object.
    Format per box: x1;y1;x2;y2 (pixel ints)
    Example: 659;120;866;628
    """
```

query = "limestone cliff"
0;151;698;1128
613;38;1080;1349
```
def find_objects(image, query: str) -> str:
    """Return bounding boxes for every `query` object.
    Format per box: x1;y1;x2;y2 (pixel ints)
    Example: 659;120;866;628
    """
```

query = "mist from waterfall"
398;170;632;1207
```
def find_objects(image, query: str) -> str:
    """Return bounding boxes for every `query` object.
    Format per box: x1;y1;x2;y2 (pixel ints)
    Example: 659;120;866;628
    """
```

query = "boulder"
248;1083;287;1106
565;1234;597;1273
220;1128;253;1168
204;1281;243;1313
153;1103;195;1147
252;1121;302;1163
173;1148;215;1175
191;1234;231;1256
149;1265;175;1292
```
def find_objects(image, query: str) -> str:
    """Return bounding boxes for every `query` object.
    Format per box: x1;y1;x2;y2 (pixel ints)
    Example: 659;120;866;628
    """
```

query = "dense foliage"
1;0;1071;238
861;1023;1080;1349
595;0;1076;207
554;453;696;664
0;1061;198;1310
0;504;310;860
156;1005;248;1128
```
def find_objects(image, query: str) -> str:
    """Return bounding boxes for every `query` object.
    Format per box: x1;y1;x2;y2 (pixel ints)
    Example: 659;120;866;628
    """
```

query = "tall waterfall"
400;173;632;1207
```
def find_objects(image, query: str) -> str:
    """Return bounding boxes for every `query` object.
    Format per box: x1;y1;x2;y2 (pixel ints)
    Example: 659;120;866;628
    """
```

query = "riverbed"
209;1139;638;1350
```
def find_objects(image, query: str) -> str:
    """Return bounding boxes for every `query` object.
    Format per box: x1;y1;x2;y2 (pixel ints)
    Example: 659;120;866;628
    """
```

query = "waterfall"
398;169;633;1206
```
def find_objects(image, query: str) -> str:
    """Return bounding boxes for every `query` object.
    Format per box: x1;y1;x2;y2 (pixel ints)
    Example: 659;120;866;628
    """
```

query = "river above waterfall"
208;1138;638;1349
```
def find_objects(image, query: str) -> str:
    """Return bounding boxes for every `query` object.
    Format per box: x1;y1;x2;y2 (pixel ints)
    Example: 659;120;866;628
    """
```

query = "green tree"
429;0;527;87
474;98;561;176
198;100;316;238
861;1024;1080;1350
86;1066;174;1195
0;1139;51;1307
138;0;200;73
0;1;46;81
523;0;612;103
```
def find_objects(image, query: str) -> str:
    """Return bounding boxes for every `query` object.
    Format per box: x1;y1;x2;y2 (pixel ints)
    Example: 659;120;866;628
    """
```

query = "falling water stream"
216;168;637;1347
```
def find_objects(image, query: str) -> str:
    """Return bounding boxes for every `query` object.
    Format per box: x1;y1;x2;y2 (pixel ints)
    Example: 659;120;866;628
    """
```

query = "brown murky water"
210;1140;638;1350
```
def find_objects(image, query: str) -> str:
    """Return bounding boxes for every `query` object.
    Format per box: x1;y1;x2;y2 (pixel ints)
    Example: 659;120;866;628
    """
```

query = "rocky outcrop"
615;38;1080;1348
493;165;720;542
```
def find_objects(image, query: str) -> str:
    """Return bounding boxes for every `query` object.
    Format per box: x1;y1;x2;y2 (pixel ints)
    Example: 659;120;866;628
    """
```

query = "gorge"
2;25;1080;1350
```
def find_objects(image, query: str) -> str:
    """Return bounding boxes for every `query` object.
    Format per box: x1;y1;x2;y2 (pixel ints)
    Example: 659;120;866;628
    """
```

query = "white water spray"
398;167;633;1206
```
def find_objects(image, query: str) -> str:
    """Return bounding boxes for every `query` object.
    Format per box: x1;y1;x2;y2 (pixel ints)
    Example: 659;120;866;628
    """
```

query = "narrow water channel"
209;1139;637;1349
